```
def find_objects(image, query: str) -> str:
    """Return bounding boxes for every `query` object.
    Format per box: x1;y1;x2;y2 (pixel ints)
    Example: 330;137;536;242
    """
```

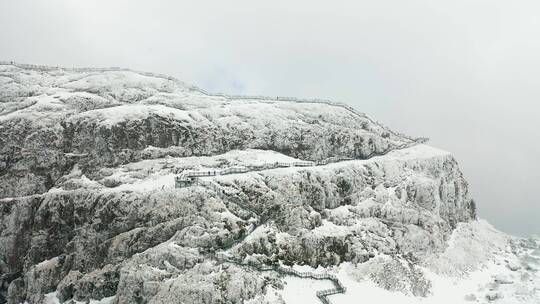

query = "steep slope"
0;62;531;304
0;62;415;199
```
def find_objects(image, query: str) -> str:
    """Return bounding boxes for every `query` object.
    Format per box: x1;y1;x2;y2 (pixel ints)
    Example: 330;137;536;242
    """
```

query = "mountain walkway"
215;253;346;304
173;141;427;303
175;139;425;190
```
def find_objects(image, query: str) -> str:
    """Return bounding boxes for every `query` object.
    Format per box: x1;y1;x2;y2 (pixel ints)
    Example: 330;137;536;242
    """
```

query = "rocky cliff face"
0;63;485;304
0;63;414;199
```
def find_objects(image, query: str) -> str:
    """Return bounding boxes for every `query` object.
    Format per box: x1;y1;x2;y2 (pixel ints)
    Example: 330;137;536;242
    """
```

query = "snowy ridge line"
0;61;201;94
214;254;346;304
190;89;423;143
0;61;427;143
175;140;422;189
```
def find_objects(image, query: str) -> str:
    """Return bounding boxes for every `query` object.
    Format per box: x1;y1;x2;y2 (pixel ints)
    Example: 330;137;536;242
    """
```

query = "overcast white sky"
1;0;539;235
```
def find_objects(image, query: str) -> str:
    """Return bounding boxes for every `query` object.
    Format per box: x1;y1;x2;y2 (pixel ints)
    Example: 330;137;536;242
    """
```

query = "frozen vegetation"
0;62;538;304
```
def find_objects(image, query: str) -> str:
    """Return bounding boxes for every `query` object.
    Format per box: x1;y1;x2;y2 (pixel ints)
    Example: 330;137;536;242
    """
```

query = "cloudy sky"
1;0;539;235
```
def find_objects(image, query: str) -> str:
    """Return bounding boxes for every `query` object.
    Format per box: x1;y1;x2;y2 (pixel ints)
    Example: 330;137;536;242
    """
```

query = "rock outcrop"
0;62;480;304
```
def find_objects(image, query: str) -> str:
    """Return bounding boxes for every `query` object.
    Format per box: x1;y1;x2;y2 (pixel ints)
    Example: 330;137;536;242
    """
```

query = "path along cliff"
0;63;484;304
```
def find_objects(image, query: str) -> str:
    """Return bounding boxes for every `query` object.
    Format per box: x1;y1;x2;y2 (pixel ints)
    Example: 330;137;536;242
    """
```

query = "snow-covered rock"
0;62;414;199
0;62;536;304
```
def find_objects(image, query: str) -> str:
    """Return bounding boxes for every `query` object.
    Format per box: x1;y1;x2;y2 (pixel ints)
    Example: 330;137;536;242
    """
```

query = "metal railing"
212;253;346;304
175;137;424;190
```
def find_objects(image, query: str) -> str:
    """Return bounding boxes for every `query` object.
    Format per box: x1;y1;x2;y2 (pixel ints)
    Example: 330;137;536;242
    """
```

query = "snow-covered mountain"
0;62;538;304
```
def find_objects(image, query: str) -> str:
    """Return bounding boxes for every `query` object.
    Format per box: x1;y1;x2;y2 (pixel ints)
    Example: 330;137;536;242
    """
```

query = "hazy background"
1;0;538;235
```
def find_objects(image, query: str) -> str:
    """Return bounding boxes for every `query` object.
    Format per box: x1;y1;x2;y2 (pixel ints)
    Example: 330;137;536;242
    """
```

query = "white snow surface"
43;292;115;304
273;220;540;304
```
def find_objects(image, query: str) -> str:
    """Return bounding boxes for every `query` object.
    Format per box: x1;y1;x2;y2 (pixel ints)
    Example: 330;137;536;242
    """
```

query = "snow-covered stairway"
214;253;346;304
